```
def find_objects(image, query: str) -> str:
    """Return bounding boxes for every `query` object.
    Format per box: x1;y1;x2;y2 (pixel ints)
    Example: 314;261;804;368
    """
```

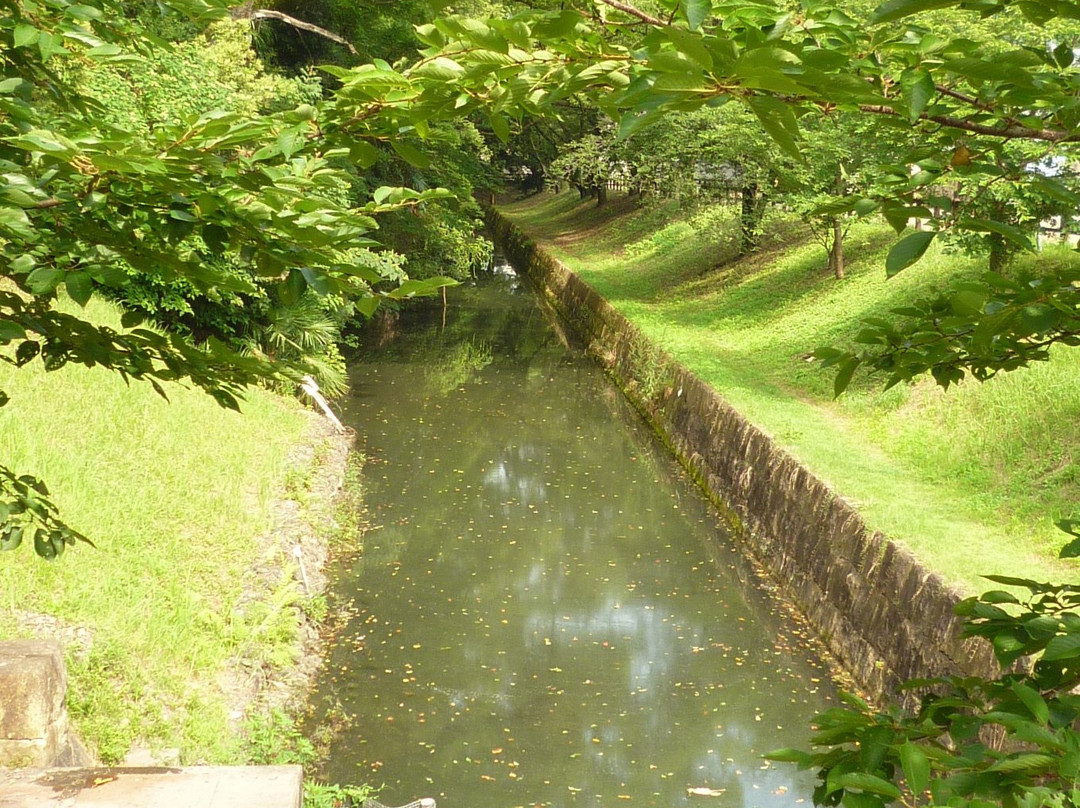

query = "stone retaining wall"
488;207;998;701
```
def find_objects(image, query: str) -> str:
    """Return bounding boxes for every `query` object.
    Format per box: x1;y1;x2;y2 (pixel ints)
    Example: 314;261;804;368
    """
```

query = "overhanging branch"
596;0;667;26
248;9;358;55
857;103;1080;143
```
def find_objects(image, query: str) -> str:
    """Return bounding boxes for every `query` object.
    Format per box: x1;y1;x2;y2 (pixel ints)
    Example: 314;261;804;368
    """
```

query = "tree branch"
857;103;1080;143
248;9;358;55
935;84;991;111
596;0;667;26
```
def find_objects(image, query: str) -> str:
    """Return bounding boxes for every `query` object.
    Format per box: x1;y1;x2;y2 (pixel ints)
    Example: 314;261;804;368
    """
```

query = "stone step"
0;765;302;807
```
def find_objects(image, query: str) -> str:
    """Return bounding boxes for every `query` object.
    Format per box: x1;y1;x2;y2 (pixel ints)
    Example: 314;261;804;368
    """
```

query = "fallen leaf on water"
687;787;726;797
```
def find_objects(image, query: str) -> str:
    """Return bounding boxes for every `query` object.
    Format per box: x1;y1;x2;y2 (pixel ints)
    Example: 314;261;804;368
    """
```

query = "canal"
309;263;836;808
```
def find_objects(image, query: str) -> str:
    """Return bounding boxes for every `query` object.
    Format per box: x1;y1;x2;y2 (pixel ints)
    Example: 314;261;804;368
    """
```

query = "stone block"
0;640;67;768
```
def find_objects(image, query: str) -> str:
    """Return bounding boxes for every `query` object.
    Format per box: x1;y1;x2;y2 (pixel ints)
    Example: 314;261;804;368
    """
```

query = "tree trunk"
830;216;845;279
739;181;762;256
988;234;1011;272
595;183;608;206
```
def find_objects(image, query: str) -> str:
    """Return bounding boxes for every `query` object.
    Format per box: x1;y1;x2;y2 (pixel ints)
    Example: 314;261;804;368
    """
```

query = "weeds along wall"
487;207;998;702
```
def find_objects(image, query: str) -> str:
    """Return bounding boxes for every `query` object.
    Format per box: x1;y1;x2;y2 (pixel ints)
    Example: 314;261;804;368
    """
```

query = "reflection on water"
310;266;835;808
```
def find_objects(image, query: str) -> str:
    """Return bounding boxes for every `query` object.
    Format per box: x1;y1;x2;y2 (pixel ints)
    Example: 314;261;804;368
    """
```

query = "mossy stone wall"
489;208;997;701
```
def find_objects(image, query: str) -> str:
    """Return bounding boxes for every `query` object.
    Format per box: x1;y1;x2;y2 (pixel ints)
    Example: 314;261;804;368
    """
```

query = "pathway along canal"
310;263;837;808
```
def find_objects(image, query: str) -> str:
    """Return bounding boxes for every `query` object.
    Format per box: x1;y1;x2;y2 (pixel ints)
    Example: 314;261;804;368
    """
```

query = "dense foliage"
770;575;1080;808
0;0;477;554
449;0;1080;389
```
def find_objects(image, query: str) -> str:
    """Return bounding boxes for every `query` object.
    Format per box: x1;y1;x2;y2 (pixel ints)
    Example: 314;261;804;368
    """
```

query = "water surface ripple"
311;266;835;808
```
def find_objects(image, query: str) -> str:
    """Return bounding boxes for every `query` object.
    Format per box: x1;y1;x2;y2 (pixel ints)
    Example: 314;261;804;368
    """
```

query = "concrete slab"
0;765;302;808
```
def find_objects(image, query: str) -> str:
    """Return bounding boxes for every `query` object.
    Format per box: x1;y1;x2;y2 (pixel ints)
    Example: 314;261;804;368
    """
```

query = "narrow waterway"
310;264;836;808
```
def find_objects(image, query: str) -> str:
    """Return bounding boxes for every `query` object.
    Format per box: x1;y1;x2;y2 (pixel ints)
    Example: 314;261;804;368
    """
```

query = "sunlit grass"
502;189;1080;591
0;295;312;762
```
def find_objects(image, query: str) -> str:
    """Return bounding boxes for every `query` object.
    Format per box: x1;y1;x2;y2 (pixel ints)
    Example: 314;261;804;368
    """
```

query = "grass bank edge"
0;294;359;764
498;189;1080;593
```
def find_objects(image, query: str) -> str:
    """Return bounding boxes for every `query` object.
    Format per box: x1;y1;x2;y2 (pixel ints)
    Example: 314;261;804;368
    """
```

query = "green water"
311;266;836;808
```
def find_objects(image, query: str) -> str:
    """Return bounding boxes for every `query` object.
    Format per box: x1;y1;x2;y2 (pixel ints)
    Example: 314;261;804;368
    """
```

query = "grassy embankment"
501;190;1080;593
0;294;331;764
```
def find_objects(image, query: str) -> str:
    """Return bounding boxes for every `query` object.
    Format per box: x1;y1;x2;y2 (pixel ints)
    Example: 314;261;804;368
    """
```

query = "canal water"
310;264;836;808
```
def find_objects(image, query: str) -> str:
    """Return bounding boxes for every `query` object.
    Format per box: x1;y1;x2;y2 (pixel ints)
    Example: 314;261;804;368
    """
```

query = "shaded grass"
0;295;313;763
502;190;1080;591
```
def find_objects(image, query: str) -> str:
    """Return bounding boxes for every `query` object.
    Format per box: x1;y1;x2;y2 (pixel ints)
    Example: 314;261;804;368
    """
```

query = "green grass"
0;294;314;763
502;190;1080;592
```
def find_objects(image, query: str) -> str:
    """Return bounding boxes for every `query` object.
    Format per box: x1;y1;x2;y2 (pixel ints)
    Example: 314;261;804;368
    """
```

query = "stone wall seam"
488;206;998;705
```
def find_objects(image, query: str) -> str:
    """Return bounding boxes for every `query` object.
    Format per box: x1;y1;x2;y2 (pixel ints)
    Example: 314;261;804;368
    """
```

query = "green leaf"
299;267;330;296
942;57;1035;86
746;95;802;160
349;140;379;169
0;320;25;341
885;231;935;277
950;289;984;316
1011;682;1050;725
900;68;935;122
64;271;93;307
8;254;34;273
202;224;228;255
488;113;510;143
26;267;65;294
281;268;307;305
665;27;713;69
983;574;1045;589
987;753;1057;773
277;127;303;159
990;632;1030;663
413;56;464;80
354;296;380;317
765;748;814;765
384;276;458;299
834;355;861;397
13;24;39;48
414;23;446;48
390;140;431;169
0;526;24;552
37;32;63;61
872;0;963;24
957;218;1035;251
33;527;57;560
981;590;1019;604
535;10;581;38
1043;631;1080;661
840;792;885;808
900;742;930;796
837;772;902;799
684;0;712;30
67;4;104;20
